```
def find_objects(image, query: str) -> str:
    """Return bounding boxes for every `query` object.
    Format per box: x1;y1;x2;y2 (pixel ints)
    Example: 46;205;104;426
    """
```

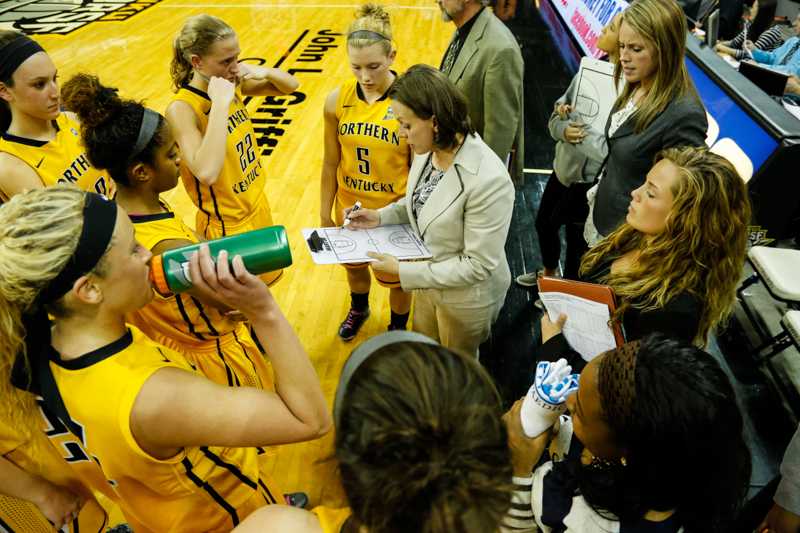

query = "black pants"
535;172;591;280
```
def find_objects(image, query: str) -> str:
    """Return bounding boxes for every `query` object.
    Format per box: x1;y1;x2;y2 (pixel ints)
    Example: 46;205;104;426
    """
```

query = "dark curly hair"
336;341;512;533
61;73;167;187
564;334;751;532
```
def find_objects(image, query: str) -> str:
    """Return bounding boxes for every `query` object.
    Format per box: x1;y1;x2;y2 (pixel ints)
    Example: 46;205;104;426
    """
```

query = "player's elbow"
299;410;333;441
193;165;220;186
283;77;300;94
313;412;334;438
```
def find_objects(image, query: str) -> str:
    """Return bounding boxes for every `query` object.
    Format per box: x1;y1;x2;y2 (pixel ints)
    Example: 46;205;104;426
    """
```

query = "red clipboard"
536;276;626;347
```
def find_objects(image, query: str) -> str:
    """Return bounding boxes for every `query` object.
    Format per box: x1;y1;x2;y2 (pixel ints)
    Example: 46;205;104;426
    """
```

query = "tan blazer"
379;133;514;302
445;8;525;183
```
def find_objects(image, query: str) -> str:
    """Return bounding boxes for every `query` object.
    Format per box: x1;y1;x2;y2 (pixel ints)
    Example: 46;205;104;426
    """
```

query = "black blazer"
592;95;708;237
538;259;701;372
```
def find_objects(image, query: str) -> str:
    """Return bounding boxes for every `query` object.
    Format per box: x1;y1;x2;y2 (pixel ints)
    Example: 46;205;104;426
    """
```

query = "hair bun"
356;2;390;24
61;73;122;130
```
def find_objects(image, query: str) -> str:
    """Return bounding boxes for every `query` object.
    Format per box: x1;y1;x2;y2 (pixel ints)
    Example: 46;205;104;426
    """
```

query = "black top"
439;7;484;73
537;432;683;531
539;257;701;372
592;95;707;237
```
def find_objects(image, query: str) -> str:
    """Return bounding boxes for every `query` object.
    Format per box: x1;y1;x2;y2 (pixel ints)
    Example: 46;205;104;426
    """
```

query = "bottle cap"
149;255;172;296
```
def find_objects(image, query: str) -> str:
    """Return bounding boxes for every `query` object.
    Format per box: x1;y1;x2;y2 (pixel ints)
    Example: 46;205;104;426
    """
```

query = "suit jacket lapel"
448;9;490;83
415;165;465;237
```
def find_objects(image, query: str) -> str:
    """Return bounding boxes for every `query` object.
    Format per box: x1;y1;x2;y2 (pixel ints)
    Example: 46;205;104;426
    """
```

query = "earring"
588;455;627;470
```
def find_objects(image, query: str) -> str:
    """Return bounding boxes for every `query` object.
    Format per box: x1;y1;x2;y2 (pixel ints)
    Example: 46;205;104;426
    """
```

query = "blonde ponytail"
170;14;235;92
0;186;85;441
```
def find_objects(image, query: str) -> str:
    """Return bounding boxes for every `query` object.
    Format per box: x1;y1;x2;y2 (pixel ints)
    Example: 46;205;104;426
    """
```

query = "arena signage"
1;0;162;35
550;0;628;57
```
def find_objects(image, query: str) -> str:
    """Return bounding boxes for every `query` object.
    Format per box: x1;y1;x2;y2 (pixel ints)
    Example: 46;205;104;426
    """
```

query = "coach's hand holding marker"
342;201;361;227
341;202;398;274
342;201;380;230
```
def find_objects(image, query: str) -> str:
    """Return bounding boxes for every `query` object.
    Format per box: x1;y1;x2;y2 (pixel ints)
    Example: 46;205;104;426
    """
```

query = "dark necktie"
440;35;459;75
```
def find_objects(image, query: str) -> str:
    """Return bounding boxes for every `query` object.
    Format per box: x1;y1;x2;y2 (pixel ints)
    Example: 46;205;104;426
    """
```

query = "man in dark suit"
439;0;525;183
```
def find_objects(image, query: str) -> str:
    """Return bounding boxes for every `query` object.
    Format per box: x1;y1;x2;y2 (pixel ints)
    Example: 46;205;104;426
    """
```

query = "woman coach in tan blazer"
347;65;514;357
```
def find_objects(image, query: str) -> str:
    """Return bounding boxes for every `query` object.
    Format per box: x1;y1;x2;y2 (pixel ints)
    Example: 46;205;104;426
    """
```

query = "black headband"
347;30;389;42
0;35;44;81
333;331;438;424
128;108;160;164
39;192;118;304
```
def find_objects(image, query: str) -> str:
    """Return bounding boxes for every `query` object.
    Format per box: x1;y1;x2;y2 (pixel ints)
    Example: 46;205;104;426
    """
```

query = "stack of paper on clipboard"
537;277;625;362
302;224;432;265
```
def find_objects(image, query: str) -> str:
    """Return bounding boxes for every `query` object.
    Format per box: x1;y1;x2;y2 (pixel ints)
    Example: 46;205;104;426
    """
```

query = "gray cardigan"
592;95;708;236
548;75;606;186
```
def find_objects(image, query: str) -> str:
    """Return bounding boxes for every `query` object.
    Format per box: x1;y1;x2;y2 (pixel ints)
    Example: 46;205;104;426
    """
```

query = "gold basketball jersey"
48;327;280;533
311;506;352;533
172;86;266;231
0;113;113;197
126;203;272;389
0;407;110;533
335;79;408;211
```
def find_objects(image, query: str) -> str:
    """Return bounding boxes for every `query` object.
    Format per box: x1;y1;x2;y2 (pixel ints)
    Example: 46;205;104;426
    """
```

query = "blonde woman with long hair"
541;147;751;371
586;0;708;242
166;15;298;285
0;186;330;531
320;3;412;341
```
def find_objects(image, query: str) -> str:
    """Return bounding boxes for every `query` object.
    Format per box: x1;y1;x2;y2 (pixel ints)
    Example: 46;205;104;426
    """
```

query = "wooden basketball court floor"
10;0;453;514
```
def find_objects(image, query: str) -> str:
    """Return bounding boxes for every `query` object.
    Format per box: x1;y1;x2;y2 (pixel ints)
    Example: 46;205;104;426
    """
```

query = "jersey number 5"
236;133;257;172
356;147;370;175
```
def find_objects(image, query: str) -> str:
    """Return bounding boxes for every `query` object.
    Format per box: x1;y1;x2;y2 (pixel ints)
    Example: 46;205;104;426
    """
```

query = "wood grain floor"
27;0;453;512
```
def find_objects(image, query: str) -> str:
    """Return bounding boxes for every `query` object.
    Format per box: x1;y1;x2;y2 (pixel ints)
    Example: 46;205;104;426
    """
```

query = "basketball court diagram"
302;224;432;265
572;58;618;131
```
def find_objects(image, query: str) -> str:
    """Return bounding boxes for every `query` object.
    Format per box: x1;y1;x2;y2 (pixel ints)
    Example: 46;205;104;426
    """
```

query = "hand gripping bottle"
520;359;580;437
149;225;292;296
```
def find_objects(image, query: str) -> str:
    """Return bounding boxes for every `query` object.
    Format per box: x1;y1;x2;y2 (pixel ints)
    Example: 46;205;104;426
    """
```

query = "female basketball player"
167;14;298;285
0;186;331;531
63;72;273;390
0;31;111;201
320;4;411;340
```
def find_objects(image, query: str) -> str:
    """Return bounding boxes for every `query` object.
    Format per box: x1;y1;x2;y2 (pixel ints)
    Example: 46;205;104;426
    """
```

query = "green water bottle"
149;226;292;295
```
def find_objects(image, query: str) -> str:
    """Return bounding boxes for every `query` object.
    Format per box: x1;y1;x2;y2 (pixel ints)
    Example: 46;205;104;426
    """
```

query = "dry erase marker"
343;201;362;227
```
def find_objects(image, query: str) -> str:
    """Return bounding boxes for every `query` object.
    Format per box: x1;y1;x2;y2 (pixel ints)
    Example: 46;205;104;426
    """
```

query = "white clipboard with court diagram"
302;224;432;265
571;57;619;131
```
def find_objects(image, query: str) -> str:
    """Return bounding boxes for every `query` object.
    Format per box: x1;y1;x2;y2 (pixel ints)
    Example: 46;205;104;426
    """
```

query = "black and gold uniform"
126;202;273;390
0;113;113;200
0;411;110;533
48;327;281;533
311;506;353;533
171;85;280;285
334;78;409;286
